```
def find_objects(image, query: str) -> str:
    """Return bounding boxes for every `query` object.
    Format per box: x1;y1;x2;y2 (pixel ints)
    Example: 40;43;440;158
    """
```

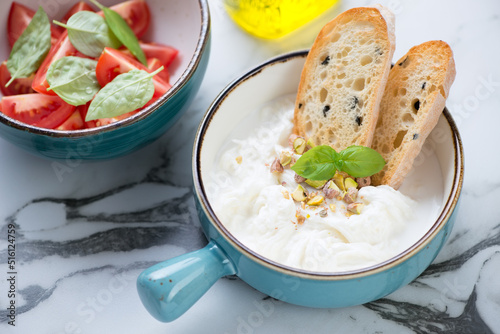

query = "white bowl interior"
0;0;203;89
199;53;460;262
432;114;460;208
200;54;306;172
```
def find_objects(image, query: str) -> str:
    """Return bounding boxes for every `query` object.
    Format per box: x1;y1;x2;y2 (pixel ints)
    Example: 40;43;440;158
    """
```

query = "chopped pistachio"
344;177;358;190
329;203;336;212
356;176;371;188
305;179;327;189
270;157;284;174
347;202;364;214
307;195;324;206
291;184;308;202
333;172;346;191
307;191;317;201
343;187;358;204
319;208;328;218
235;156;242;164
279;151;292;166
323;180;341;199
293;137;307;154
294;173;306;183
306;138;316;148
282;190;290;200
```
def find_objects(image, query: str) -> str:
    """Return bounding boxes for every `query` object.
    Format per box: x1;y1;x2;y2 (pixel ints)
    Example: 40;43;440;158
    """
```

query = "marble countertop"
1;0;500;333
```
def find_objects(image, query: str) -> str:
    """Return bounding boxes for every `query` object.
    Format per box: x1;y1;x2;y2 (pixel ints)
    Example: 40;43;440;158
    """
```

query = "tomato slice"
96;48;171;98
121;42;178;68
32;31;89;95
140;42;179;68
96;0;150;38
1;94;75;129
0;61;35;96
147;58;170;83
78;98;145;128
88;110;140;128
7;2;61;48
74;103;95;128
56;108;85;130
107;0;151;39
55;1;96;35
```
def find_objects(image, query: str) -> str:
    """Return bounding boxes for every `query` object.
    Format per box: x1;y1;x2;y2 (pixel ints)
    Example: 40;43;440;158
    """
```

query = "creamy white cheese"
207;95;443;272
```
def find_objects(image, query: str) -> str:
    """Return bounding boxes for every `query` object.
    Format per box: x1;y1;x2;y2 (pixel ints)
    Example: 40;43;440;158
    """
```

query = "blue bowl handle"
136;241;236;322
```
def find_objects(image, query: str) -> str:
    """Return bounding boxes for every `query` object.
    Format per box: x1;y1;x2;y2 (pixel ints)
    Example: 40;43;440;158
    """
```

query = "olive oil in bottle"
223;0;339;39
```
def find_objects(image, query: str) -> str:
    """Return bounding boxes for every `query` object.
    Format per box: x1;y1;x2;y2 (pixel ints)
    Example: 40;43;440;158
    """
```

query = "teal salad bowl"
0;0;210;160
137;51;464;322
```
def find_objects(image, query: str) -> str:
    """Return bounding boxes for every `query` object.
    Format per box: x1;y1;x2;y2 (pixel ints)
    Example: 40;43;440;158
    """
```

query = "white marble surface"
1;0;500;333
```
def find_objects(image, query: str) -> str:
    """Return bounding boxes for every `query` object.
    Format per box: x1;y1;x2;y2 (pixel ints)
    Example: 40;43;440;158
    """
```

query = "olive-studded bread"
371;40;456;189
293;5;395;151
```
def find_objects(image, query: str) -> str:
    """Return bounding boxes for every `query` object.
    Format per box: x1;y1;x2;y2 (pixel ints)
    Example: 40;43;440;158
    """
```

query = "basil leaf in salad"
337;145;386;178
291;145;339;181
89;0;147;66
54;11;121;58
46;56;101;106
6;7;51;87
86;68;163;121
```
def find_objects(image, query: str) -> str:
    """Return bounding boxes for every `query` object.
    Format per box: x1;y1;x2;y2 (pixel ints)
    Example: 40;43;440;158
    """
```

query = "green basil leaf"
6;7;51;87
54;11;121;58
86;68;162;121
46;56;100;106
90;0;147;66
337;145;386;177
291;145;339;181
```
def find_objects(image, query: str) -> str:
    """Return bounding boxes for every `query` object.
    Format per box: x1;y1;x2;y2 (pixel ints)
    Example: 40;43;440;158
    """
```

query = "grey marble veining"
1;0;500;333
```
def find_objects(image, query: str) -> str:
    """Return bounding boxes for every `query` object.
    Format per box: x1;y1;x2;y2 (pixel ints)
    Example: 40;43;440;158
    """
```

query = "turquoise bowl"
137;51;464;322
0;0;210;160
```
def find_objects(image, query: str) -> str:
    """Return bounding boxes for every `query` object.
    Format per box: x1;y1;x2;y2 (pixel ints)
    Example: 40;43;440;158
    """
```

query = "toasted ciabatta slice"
371;40;456;189
293;5;395;151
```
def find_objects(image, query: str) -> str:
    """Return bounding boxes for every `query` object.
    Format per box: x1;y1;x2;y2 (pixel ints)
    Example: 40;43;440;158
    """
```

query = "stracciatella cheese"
207;95;443;272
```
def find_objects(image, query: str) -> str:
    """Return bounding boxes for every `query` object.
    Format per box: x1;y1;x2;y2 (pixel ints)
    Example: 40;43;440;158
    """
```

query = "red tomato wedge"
7;1;61;48
55;1;96;34
121;42;178;68
140;42;179;68
77;100;137;128
56;108;85;130
97;0;150;39
0;61;35;96
1;94;75;129
147;58;170;83
96;48;171;98
89;110;140;128
76;103;97;128
32;31;89;95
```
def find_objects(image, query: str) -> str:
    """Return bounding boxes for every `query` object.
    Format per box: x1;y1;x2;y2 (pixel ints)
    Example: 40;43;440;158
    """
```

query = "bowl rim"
193;50;464;280
0;0;211;137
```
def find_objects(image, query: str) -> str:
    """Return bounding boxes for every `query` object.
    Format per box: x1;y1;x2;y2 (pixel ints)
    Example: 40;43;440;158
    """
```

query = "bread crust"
371;40;456;189
293;6;395;151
